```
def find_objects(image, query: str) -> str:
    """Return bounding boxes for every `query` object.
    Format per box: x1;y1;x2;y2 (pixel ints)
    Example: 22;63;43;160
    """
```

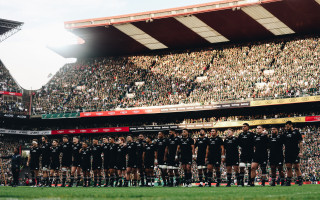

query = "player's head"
138;134;145;141
242;123;249;132
285;121;293;130
93;138;99;145
118;137;125;144
82;141;88;148
271;126;278;135
73;136;79;144
182;129;189;138
62;135;69;143
126;135;133;143
200;128;205;136
227;128;234;137
32;139;38;147
169;129;176;138
102;137;108;144
146;136;152;143
41;136;48;143
13;147;19;154
256;125;264;134
158;131;164;139
52;139;58;146
109;136;115;143
210;129;218;137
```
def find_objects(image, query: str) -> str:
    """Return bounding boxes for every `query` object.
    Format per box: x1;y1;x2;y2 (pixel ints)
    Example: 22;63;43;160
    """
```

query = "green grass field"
0;185;319;200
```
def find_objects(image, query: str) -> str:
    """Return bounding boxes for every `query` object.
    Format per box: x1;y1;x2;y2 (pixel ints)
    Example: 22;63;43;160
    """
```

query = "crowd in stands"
0;61;22;93
32;36;320;114
1;123;319;185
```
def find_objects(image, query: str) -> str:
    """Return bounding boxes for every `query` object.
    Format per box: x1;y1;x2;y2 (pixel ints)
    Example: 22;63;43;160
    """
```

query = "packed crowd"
0;123;319;186
0;61;22;93
32;36;320;114
0;99;27;115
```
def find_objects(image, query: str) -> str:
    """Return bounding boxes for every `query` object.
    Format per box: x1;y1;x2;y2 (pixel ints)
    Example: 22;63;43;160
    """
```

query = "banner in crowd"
178;117;306;129
80;102;250;118
0;129;51;135
250;95;320;107
51;127;130;135
305;116;320;122
129;125;179;132
42;112;80;119
0;91;23;96
159;102;250;113
0;113;29;119
80;109;161;117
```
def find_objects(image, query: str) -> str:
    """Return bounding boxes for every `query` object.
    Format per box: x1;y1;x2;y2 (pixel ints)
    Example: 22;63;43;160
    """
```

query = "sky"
0;0;220;90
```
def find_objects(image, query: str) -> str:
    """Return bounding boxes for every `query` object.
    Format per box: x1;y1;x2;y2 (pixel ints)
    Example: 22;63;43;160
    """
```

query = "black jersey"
91;144;103;162
102;143;110;159
30;146;41;163
136;140;146;159
269;134;284;159
72;143;82;161
283;129;302;154
155;138;168;161
144;142;156;162
108;143;118;162
195;137;208;157
127;142;137;161
224;136;239;158
178;137;194;156
60;142;73;160
80;147;91;163
40;142;51;161
207;136;223;157
253;134;269;157
238;131;255;156
50;146;60;163
167;136;179;157
116;145;127;163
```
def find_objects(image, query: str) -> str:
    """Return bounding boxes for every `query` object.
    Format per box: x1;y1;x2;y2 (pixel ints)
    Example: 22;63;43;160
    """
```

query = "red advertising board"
51;127;129;135
305;116;320;122
0;91;22;96
80;108;161;117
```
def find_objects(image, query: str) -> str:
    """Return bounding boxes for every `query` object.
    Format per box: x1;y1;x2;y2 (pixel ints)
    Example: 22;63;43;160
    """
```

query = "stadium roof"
51;0;320;58
0;18;23;43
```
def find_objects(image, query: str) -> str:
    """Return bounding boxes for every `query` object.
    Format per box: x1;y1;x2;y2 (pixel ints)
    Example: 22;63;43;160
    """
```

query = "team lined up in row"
27;121;303;187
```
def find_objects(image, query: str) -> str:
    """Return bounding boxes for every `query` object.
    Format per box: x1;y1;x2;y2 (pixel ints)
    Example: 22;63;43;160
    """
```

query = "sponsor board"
0;91;23;96
250;95;320;107
51;127;130;135
0;129;51;135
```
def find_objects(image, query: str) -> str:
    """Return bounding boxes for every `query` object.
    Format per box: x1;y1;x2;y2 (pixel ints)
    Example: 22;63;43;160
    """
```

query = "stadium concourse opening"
0;0;320;197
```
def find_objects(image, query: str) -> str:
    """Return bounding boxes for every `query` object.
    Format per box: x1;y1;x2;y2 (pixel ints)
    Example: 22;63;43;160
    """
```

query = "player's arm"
221;144;225;162
205;145;209;163
27;153;31;166
176;145;180;161
192;144;195;160
164;146;168;161
154;150;158;165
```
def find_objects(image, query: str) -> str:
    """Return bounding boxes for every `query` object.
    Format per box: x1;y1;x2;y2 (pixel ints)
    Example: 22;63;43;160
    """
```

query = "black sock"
199;174;203;183
105;176;109;186
216;171;221;183
70;175;74;185
36;177;40;186
62;175;66;185
298;176;302;183
99;176;102;185
227;173;232;184
248;167;251;181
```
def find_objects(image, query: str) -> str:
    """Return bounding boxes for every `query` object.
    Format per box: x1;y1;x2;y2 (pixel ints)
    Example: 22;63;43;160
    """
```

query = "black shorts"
127;159;137;168
50;162;60;171
208;156;221;167
104;160;109;170
136;158;143;169
252;154;268;166
42;159;50;169
269;158;284;166
116;161;126;170
72;159;81;167
181;154;192;165
285;153;300;164
196;157;206;166
226;156;239;167
144;160;154;169
30;162;39;170
108;159;117;169
158;157;166;166
240;153;253;164
61;157;72;167
167;156;179;168
81;163;91;172
92;160;102;170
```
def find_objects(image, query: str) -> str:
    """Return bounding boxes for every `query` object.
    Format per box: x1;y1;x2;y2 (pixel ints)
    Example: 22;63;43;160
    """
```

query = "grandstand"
0;0;320;193
0;18;23;43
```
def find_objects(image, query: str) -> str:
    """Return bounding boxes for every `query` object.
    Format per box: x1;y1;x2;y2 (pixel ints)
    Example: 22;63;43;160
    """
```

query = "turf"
0;185;319;200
